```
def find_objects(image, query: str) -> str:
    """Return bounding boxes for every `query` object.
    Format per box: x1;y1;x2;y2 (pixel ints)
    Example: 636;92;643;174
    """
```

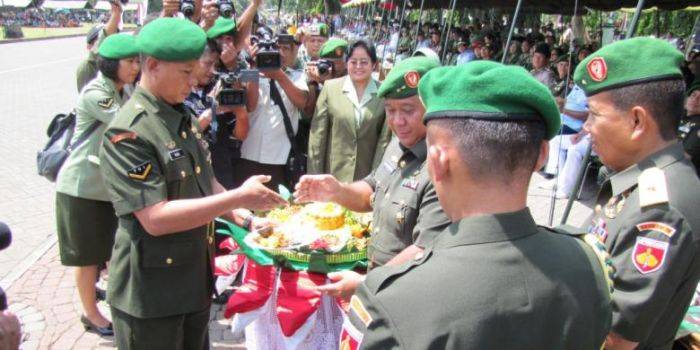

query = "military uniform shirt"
363;138;450;268
99;86;217;318
57;74;126;201
345;209;612;350
585;143;700;349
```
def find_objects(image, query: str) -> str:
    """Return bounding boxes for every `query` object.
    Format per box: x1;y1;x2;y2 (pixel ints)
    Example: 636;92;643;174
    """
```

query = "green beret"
378;56;440;99
574;37;684;97
98;33;139;59
207;17;237;39
419;61;561;140
138;18;206;62
319;38;348;58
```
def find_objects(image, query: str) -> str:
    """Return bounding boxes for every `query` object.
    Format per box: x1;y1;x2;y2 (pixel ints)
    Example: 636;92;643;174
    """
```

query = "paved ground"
0;35;597;349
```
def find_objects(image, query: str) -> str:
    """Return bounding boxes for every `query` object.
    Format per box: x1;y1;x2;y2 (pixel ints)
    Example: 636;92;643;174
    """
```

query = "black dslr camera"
216;70;259;107
180;0;195;18
317;59;333;76
217;0;233;18
0;222;12;311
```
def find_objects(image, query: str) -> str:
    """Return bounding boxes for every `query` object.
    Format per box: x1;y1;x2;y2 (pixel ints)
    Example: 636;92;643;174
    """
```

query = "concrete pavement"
0;35;597;349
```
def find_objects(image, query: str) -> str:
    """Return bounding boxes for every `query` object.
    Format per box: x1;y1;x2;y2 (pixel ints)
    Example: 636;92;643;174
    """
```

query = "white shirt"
241;69;309;165
341;76;378;129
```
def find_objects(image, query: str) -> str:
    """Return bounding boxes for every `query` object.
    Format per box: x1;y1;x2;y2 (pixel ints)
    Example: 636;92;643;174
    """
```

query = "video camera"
216;70;259;107
252;27;295;71
316;59;333;76
217;0;233;18
180;0;195;18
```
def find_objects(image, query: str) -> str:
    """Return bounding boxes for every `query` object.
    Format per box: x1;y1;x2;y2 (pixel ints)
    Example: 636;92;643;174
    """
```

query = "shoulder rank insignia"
636;221;676;238
127;161;152;181
633;236;668;274
638;167;669;208
109;132;137;144
349;295;372;327
97;97;115;109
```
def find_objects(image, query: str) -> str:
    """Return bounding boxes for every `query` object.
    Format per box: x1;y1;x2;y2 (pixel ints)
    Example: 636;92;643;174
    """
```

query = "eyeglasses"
348;59;371;67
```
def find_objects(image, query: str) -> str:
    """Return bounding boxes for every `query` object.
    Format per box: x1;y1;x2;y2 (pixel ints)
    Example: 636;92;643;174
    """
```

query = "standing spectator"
531;43;555;89
236;32;310;190
518;38;532;69
308;40;391;182
56;34;140;336
505;36;523;65
453;40;475;65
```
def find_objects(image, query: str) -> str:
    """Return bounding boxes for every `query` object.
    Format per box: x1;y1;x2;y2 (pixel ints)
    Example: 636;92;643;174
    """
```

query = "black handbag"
37;110;100;182
269;80;307;187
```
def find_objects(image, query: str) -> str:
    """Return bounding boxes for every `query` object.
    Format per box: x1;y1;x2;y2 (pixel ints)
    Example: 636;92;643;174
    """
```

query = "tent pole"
441;0;457;63
500;0;524;63
413;0;425;51
626;0;645;39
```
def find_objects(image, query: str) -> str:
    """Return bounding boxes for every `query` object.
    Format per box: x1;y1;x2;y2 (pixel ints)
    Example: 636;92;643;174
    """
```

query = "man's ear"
428;144;449;183
534;140;549;172
629;105;652;142
146;56;159;73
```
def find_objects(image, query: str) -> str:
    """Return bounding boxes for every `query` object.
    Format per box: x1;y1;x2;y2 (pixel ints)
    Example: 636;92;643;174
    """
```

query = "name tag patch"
169;149;185;161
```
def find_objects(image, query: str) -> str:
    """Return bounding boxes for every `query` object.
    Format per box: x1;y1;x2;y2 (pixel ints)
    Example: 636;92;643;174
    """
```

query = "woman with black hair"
308;40;391;182
55;33;140;336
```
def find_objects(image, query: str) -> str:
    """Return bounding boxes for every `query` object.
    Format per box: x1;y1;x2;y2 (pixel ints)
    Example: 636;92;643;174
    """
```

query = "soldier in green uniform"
98;18;286;349
505;35;523;65
575;37;700;350
682;78;700;174
341;61;614;349
294;57;449;299
76;1;122;92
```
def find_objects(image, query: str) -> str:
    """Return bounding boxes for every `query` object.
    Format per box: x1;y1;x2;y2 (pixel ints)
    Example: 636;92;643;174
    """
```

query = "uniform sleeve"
610;206;698;341
80;89;120;124
99;129;168;216
345;284;401;350
307;84;330;174
412;181;450;248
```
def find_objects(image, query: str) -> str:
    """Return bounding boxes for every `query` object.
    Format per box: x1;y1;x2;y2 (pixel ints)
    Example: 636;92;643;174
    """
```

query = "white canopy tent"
0;0;32;7
41;0;87;9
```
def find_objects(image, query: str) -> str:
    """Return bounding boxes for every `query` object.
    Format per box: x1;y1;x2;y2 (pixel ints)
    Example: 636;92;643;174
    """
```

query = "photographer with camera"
297;23;328;68
75;0;122;92
234;28;311;190
302;38;348;117
0;223;20;350
192;1;259;189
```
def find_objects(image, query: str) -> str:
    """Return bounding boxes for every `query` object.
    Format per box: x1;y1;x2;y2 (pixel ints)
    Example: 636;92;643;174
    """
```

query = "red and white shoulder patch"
632;236;669;274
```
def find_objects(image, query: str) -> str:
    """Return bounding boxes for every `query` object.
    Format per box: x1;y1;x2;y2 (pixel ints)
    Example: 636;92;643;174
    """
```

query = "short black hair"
431;118;546;184
97;56;120;81
607;79;685;141
346;40;377;64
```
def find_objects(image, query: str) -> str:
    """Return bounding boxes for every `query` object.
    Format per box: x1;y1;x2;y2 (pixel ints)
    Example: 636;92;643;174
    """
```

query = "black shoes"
80;315;114;336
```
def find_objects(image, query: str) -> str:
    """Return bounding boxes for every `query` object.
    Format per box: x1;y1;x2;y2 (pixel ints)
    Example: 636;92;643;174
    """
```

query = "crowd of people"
0;7;85;27
2;0;697;349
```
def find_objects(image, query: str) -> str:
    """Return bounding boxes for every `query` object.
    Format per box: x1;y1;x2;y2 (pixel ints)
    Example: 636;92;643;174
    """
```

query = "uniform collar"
610;142;686;196
399;138;427;163
433;208;539;249
133;86;189;135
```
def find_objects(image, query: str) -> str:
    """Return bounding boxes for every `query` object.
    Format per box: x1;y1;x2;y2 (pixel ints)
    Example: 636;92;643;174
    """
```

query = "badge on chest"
168;148;185;161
